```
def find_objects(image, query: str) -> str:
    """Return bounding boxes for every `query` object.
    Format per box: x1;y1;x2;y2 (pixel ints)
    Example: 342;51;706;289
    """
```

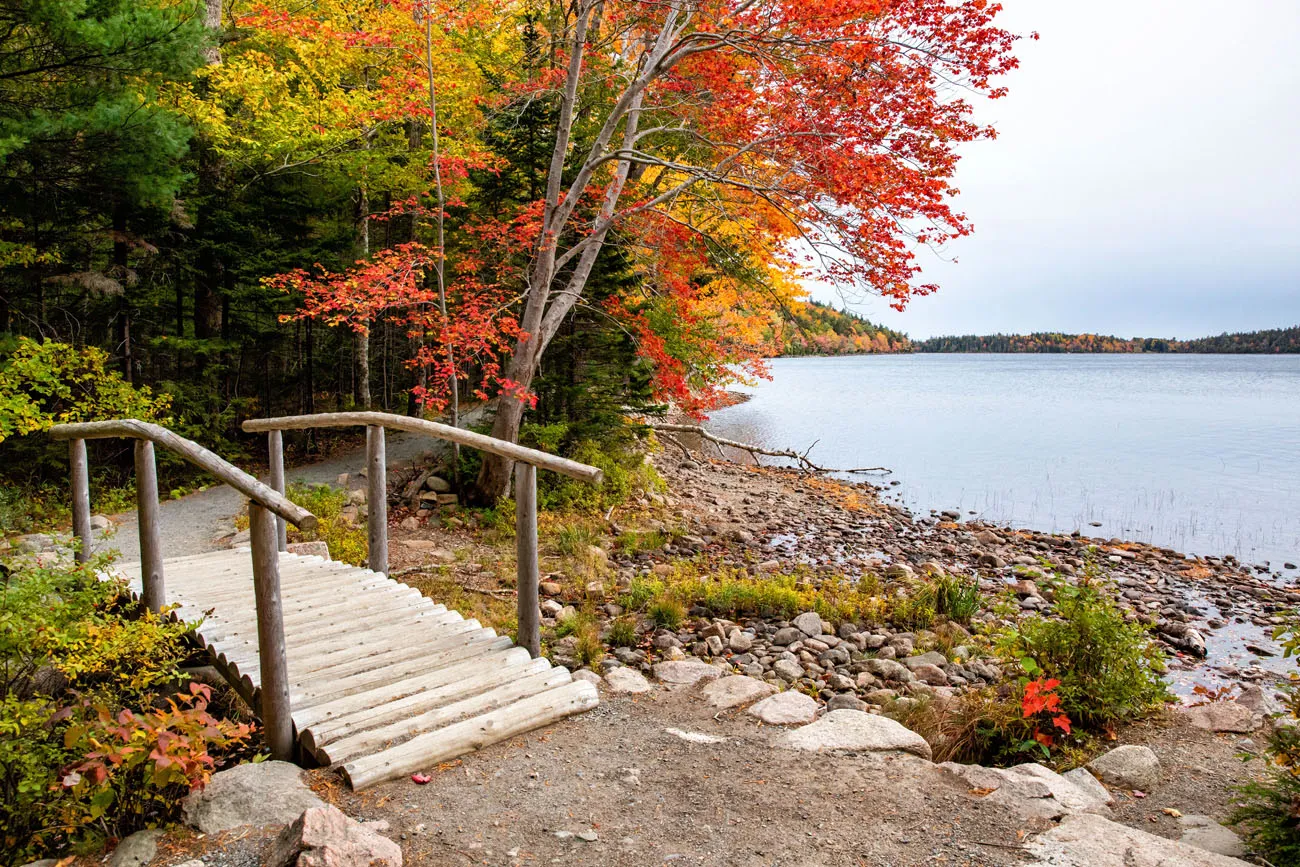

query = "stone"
604;667;653;694
903;651;948;669
827;693;868;712
109;829;164;867
941;762;1111;821
393;540;456;562
347;488;366;506
540;581;563;596
728;631;754;652
748;690;819;725
773;659;805;682
1086;745;1161;792
572;669;602;685
182;760;325;833
267;805;402;867
1028;813;1252;866
864;658;912;683
1063;767;1115;809
652;659;722;685
701;675;777;709
1180;701;1260;733
909;663;948;686
90;514;112;530
779;709;932;760
1179;814;1248;859
286;540;331;559
540;599;564;616
772;627;803;645
792;611;823;637
425;475;452;493
757;559;781;572
398;516;419;530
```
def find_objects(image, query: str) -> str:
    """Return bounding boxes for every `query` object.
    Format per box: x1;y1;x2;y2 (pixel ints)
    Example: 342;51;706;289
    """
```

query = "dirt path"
97;429;451;563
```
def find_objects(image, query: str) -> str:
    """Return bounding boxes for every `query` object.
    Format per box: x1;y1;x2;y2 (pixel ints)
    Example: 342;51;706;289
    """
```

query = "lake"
705;354;1300;569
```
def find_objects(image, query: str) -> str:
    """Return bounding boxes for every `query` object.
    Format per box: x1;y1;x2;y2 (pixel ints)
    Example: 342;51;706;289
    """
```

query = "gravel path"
97;429;452;564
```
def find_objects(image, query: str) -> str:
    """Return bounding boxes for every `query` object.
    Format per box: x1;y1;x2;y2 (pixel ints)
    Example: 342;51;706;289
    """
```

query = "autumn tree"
472;0;1026;501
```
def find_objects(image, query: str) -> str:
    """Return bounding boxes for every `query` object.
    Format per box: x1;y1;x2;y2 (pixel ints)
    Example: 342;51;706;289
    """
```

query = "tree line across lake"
782;303;1300;356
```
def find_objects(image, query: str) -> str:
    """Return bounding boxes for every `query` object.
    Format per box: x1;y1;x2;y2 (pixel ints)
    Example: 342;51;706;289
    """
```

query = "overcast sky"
811;0;1300;340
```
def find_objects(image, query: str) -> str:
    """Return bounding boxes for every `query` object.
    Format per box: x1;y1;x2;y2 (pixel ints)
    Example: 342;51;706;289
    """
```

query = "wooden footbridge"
49;413;603;790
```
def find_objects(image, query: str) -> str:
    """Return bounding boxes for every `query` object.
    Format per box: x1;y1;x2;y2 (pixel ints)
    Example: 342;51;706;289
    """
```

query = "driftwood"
649;423;890;475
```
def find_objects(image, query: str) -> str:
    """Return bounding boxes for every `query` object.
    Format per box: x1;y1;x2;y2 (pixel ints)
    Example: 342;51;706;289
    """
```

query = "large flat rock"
653;659;723;686
777;710;932;760
701;675;776;709
1028;813;1253;866
182;761;325;833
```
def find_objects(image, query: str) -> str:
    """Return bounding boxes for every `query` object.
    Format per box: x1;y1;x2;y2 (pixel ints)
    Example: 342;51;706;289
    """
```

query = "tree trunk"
355;328;371;409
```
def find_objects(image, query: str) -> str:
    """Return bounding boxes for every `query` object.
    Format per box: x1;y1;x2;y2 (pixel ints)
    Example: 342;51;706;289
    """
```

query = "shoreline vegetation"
779;300;1300;356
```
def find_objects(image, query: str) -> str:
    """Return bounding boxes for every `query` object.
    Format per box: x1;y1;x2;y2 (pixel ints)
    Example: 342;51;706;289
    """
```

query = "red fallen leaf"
1132;790;1147;798
411;773;432;784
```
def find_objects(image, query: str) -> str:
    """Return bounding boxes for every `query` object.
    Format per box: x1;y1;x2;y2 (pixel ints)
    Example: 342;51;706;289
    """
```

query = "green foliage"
934;573;981;624
646;598;686;630
522;425;663;514
606;616;638;648
998;572;1167;727
0;338;171;443
615;529;668;555
1229;615;1300;861
891;582;936;631
285;483;367;566
551;522;600;557
0;556;250;862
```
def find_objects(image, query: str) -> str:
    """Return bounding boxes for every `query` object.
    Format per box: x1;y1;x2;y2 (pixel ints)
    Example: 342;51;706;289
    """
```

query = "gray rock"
1179;814;1248;859
773;659;805;682
1086;745;1161;792
267;805;402;867
652;659;722;685
701;675;777;709
728;631;753;652
109;829;164;867
1180;702;1260;733
909;663;948;686
903;651;948;669
748;690;819;725
864;658;912;683
90;514;112;530
772;626;803;646
1028;813;1252;866
778;709;932;760
604;667;653;694
425;475;452;493
792;611;823;637
572;669;602;685
1063;767;1114;809
182;760;325;833
286;540;331;559
827;693;868;712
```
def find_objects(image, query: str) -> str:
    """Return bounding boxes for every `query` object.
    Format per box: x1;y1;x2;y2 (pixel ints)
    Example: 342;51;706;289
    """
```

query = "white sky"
811;0;1300;340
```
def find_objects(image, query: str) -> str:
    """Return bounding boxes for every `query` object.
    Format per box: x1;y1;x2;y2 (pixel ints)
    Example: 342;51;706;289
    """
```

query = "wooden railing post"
249;502;294;761
69;438;92;564
268;430;287;552
515;463;540;657
366;425;387;575
134;439;165;612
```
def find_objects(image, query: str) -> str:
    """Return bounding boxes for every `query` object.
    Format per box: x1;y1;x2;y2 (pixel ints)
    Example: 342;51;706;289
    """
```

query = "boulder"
728;631;754;652
902;651;948;669
286;541;331;559
939;762;1111;821
701;675;777;710
652;659;722;686
778;709;932;760
1027;813;1252;866
182;761;325;833
393;540;456;562
792;611;823;637
109;829;164;867
864;658;912;683
1180;702;1260;733
1179;814;1248;859
909;664;948;686
773;659;805;682
747;691;818;725
772;627;803;646
1086;745;1161;792
604;667;653;694
267;805;402;867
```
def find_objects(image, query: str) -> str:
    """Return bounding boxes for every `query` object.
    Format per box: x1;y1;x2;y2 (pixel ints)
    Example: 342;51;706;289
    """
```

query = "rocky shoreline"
540;447;1299;711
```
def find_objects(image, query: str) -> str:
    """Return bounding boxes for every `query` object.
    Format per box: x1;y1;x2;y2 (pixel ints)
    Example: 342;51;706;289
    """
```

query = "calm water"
706;354;1300;568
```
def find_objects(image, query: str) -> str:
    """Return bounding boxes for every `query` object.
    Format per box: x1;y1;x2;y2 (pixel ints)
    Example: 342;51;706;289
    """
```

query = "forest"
912;326;1300;354
0;0;1022;505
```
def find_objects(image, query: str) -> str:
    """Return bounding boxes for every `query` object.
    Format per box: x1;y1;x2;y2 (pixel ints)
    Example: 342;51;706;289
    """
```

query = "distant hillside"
779;300;911;356
913;326;1300;354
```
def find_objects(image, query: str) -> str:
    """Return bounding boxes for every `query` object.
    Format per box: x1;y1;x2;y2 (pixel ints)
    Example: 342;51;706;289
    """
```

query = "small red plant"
1020;677;1072;756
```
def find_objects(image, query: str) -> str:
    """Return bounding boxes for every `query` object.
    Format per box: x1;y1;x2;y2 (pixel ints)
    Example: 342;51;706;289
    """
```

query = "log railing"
48;419;317;761
241;411;604;657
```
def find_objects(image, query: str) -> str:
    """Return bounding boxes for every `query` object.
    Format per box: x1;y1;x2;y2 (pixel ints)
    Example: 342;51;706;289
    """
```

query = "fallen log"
648;423;890;475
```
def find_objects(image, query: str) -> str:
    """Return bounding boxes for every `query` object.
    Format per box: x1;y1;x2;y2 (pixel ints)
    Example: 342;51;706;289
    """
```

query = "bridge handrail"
241;411;603;484
49;419;317;531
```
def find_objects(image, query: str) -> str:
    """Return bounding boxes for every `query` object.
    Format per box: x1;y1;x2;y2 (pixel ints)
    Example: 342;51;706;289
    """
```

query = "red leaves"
411;773;432;784
1020;677;1073;754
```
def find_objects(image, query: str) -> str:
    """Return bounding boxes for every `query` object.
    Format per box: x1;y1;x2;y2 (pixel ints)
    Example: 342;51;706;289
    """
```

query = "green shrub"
615;529;667;554
606;616;638;648
552;523;599;556
0;557;251;862
891;583;936;631
998;571;1167;727
285;483;367;566
1230;615;1300;861
934;573;980;624
647;598;685;630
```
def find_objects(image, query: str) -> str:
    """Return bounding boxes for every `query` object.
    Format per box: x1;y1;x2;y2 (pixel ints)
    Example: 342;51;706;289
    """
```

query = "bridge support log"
515;463;540;657
250;502;294;761
70;438;92;564
134;439;164;612
366;425;387;575
268;430;288;552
